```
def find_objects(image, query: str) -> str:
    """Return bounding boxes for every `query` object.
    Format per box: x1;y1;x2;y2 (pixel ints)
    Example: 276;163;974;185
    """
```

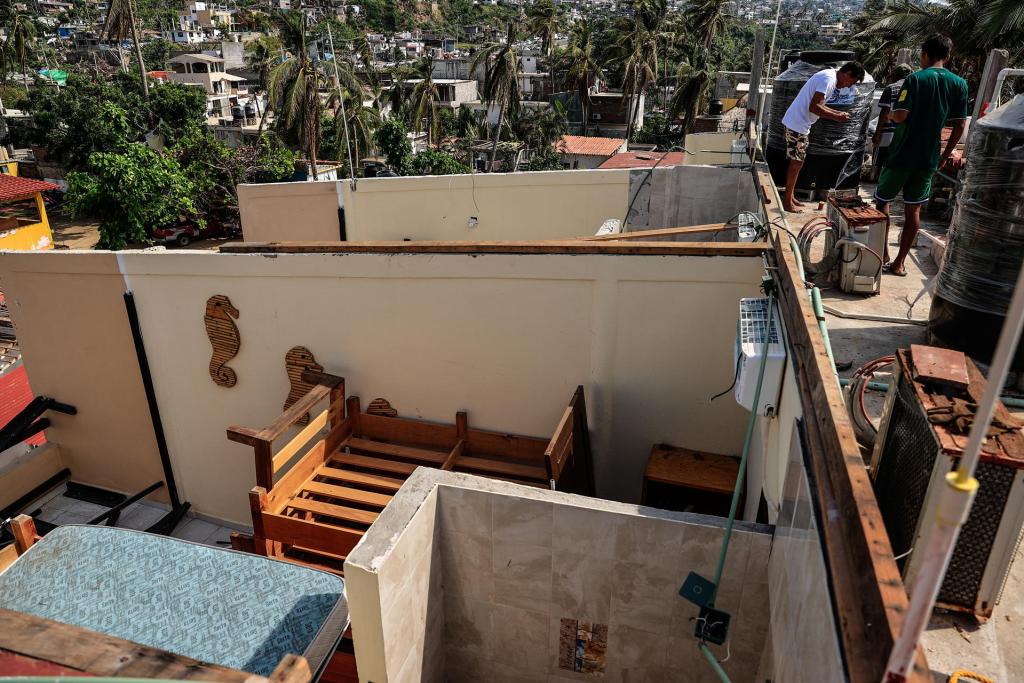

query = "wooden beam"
0;608;256;681
268;653;311;683
219;241;768;257
261;511;364;556
577;224;735;241
10;515;37;556
770;226;931;682
441;439;465;471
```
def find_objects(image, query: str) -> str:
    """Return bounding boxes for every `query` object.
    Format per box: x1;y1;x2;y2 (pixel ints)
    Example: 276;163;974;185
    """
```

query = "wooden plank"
0;543;20;573
262;512;364;556
355;414;457;450
441;439;465;471
455;455;547;481
0;650;94;676
544;407;574;482
332;452;419;476
316;465;405;492
909;344;969;391
770;225;931;682
272;409;329;473
0;608;255;681
220;240;769;257
286;497;380;526
642;444;738;495
268;441;329;512
579;223;734;241
301;480;392;508
10;514;37;555
346;436;448;464
225;424;263;447
260;384;333;442
466;428;549;462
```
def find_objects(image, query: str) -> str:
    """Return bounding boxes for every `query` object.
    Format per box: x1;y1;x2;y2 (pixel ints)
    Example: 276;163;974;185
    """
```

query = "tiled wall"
768;420;846;682
437;484;773;683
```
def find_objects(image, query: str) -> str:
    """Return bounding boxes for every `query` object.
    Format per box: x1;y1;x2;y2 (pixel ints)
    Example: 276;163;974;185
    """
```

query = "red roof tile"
598;151;688;169
0;175;60;203
0;365;46;447
556;135;626;157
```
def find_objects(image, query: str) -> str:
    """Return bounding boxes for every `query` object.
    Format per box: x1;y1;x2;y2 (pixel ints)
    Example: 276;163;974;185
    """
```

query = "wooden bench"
641;444;739;517
228;373;594;573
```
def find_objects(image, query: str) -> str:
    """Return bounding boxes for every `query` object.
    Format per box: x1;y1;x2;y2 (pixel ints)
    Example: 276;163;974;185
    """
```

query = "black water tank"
766;54;875;193
708;98;724;117
929;95;1024;367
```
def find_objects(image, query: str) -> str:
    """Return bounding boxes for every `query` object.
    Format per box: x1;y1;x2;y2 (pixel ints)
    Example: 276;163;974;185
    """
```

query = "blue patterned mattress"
0;525;348;677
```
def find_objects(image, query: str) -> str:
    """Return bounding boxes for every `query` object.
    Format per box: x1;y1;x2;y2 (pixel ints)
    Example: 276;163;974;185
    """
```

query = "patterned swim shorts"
785;128;809;162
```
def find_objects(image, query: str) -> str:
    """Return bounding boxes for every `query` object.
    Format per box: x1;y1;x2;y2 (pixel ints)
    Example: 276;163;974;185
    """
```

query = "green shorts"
874;167;933;205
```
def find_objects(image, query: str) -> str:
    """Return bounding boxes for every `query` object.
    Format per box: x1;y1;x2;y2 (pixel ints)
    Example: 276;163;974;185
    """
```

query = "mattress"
0;525;348;677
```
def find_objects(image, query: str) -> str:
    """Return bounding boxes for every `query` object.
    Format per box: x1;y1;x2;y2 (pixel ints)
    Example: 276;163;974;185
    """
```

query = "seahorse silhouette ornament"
205;295;240;387
367;398;398;417
284;346;324;426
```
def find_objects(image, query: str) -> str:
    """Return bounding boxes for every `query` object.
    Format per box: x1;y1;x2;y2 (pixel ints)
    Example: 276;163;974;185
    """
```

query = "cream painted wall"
341;170;631;241
238;181;341;242
0;252;169;500
683;131;745;165
108;249;764;524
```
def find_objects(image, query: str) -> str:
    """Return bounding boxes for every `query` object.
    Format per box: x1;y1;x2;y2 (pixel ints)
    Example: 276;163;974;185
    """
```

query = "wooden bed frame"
227;372;594;572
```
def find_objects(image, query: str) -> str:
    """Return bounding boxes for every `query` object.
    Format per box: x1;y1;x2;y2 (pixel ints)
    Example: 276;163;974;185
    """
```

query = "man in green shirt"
874;35;968;276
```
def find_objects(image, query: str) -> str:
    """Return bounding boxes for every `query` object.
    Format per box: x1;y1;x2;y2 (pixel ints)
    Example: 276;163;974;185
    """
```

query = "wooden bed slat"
287;497;380;526
332;453;419;476
262;512;364;556
302;480;392;508
455;456;547;481
316;465;404;492
346;437;448;464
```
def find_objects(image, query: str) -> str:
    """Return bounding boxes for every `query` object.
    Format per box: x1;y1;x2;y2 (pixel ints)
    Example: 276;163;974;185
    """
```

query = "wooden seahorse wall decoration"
284;346;324;426
205;295;240;387
367;398;398;418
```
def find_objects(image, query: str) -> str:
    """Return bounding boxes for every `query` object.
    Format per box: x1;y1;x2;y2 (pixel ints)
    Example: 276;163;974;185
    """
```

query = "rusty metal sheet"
828;196;888;226
911;344;970;390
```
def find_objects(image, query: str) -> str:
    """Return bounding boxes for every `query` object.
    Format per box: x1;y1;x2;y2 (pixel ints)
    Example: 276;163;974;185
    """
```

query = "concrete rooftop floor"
784;184;1024;681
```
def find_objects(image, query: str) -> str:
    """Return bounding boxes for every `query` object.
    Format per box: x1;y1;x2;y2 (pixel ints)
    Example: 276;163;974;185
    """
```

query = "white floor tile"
173;517;221;543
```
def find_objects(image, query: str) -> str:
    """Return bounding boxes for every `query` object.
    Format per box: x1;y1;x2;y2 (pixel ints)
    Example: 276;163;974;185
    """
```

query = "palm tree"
327;90;381;169
269;9;323;178
4;12;36;91
563;21;601;135
667;0;726;136
527;0;559;96
410;55;441;147
101;0;149;100
470;22;522;170
619;19;657;141
245;35;282;133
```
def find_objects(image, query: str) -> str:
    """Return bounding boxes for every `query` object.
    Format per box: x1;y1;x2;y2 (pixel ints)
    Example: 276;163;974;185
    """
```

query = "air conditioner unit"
871;349;1024;620
826;196;887;295
734;298;785;415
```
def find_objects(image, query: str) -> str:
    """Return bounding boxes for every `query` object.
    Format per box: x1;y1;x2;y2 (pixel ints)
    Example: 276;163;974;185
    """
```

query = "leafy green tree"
619;20;658;140
411;149;470;175
471;23;521;170
245;34;284;132
141;39;173;70
374;117;413;174
149;82;208;144
3;11;36;90
322;91;381;168
67;144;200;249
525;148;562;170
513;105;567;151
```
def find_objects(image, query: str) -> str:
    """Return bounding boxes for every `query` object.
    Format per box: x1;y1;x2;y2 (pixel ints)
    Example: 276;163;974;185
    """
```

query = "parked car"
153;217;239;247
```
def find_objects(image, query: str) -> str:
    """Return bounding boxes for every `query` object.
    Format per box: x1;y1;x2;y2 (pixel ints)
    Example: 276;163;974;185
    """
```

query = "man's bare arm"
808;92;850;122
890;109;909;124
941;119;967;165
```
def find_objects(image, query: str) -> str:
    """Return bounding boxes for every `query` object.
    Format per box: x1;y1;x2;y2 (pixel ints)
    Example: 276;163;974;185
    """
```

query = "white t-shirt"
782;68;837;135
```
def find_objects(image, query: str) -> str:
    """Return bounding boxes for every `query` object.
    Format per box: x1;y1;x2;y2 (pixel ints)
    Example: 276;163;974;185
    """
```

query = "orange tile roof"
598;151;687;169
0;175;59;203
556;135;626;157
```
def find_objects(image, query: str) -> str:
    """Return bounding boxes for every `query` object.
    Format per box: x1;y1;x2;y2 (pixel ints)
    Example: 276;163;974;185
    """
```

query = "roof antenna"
326;24;357;191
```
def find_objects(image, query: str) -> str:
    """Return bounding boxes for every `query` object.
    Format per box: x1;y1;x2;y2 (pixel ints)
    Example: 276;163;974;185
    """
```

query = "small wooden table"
641;444;740;516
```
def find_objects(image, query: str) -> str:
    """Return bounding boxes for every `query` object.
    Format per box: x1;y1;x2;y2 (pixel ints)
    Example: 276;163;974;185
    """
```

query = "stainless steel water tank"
930;95;1024;366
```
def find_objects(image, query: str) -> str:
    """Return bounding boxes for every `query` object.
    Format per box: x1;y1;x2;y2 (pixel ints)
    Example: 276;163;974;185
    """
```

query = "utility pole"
972;49;1009;122
746;26;765;138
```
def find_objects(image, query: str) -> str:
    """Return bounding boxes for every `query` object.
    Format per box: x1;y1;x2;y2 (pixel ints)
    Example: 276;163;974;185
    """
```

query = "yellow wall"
0;160;19;176
0;195;54;251
0;252;169;499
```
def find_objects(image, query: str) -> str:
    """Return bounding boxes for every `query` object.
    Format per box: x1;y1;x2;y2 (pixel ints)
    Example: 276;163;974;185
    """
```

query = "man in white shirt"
780;61;866;212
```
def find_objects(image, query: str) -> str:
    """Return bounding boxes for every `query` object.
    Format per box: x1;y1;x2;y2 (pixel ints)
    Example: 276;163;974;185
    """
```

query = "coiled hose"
845;355;895;449
796;216;837;276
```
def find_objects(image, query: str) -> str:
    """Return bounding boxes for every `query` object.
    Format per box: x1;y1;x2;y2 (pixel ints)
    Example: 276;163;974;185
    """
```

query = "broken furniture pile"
228;372;594;573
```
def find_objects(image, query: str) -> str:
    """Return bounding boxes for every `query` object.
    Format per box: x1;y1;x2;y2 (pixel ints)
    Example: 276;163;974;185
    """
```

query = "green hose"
700;642;732;682
810;286;840;388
